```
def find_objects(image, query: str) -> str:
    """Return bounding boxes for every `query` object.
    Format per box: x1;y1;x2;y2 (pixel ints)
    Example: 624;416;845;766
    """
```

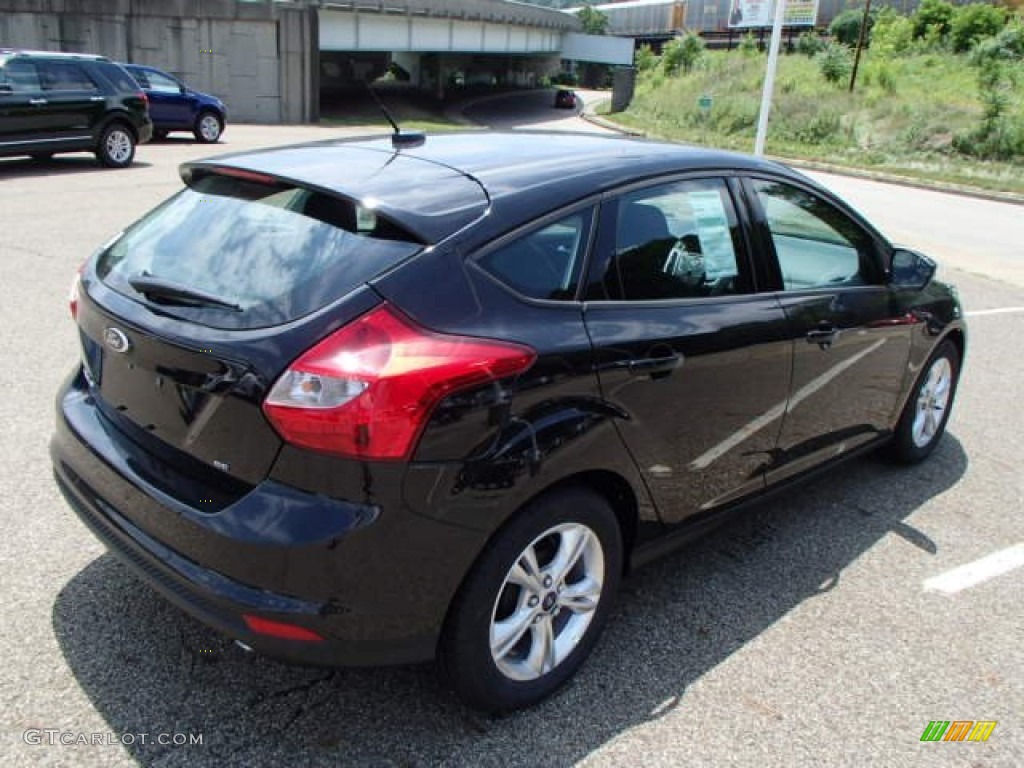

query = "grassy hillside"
613;50;1024;194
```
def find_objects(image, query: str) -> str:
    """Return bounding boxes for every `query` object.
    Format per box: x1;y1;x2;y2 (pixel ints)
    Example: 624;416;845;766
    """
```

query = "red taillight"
262;304;536;460
242;615;324;643
69;263;85;320
137;90;148;105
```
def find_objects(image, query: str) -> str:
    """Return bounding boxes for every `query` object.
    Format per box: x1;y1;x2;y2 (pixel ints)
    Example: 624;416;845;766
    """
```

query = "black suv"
0;50;152;167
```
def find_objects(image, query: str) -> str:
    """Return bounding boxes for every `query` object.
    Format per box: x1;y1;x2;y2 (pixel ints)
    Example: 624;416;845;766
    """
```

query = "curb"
582;103;1024;207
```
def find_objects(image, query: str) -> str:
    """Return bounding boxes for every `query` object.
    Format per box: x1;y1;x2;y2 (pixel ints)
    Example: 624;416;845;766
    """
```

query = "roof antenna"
354;59;426;150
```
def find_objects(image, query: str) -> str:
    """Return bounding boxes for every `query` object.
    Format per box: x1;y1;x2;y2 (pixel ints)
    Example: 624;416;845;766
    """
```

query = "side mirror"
889;248;936;290
179;85;187;95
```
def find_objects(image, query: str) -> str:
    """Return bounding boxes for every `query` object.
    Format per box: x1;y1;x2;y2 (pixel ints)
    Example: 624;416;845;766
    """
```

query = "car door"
744;176;913;484
0;59;52;147
36;60;107;142
137;68;192;127
583;176;793;526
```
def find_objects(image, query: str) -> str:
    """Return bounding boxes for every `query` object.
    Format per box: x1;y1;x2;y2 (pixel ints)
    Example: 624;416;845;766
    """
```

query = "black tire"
438;486;622;713
194;110;223;143
95;122;136;168
888;339;960;463
30;152;54;161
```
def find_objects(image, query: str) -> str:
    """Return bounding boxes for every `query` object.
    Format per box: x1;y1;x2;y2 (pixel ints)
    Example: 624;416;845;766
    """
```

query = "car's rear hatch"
78;150;489;493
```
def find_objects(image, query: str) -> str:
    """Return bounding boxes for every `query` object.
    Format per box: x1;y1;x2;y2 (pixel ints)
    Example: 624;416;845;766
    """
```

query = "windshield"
96;174;421;329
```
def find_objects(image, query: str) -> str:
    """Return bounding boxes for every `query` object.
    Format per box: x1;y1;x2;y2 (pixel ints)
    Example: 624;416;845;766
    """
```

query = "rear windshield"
96;173;421;329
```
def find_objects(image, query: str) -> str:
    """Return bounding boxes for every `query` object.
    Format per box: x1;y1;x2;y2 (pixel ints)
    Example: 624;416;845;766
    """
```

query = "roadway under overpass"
317;0;634;105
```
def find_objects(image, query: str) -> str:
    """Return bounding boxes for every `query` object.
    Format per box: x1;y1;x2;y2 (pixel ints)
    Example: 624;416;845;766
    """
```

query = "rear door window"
589;178;750;301
95;62;141;93
38;60;99;92
96;173;422;330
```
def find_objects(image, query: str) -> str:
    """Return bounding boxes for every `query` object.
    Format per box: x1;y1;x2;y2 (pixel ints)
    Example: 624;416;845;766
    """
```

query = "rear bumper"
137;117;153;144
51;368;485;666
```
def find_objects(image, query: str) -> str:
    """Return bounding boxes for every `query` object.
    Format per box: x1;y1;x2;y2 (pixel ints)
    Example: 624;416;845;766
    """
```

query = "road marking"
923;543;1024;594
964;307;1024;317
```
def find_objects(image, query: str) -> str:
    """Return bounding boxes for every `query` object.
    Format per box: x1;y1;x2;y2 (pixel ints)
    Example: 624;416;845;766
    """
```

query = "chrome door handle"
627;354;683;379
806;323;839;350
29;98;48;106
90;96;106;102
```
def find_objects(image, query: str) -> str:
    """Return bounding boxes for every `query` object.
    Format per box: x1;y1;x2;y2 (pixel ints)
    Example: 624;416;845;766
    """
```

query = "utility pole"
849;0;873;92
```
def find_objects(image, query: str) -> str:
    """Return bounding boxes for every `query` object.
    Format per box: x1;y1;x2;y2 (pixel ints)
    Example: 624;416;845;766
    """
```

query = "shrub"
635;44;659;73
738;32;760;56
831;8;874;46
663;33;706;74
868;60;897;93
971;19;1024;62
912;0;955;40
818;43;853;84
796;31;826;57
872;9;915;56
951;4;1008;52
795;111;844;143
959;20;1024;160
954;121;1024;159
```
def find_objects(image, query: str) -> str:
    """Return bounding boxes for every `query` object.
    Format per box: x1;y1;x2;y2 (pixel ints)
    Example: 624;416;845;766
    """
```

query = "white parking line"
923;543;1024;594
964;307;1024;317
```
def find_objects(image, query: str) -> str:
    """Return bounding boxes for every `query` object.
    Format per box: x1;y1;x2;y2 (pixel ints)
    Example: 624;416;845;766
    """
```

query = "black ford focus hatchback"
52;132;965;712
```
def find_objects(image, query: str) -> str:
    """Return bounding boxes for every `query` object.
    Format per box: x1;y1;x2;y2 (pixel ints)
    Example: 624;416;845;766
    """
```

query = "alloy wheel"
105;129;133;165
489;522;605;681
912;357;953;448
199;114;221;142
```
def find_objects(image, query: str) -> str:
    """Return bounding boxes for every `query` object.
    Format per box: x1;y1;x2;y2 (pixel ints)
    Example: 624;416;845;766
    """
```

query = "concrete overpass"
318;0;634;100
0;0;635;122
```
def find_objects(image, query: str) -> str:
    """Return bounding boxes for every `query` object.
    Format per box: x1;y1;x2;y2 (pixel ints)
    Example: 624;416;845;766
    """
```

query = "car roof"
183;132;799;244
0;49;108;61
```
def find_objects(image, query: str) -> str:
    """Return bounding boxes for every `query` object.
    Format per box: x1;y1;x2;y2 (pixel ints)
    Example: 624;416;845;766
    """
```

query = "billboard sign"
728;0;819;28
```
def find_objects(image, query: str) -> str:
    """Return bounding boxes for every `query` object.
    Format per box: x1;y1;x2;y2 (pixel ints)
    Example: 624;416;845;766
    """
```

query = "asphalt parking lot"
1;122;1021;767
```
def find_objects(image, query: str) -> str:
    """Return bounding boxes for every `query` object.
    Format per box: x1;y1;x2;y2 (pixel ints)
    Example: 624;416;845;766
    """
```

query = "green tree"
950;3;1007;52
830;8;875;46
872;8;915;56
577;6;609;35
912;0;955;40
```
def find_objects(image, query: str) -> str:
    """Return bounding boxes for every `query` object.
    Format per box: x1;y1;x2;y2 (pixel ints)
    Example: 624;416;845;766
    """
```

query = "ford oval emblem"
103;327;131;354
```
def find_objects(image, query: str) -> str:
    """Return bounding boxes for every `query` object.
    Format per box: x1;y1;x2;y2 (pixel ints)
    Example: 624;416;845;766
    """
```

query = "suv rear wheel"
194;111;223;143
96;123;135;168
438;486;622;712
